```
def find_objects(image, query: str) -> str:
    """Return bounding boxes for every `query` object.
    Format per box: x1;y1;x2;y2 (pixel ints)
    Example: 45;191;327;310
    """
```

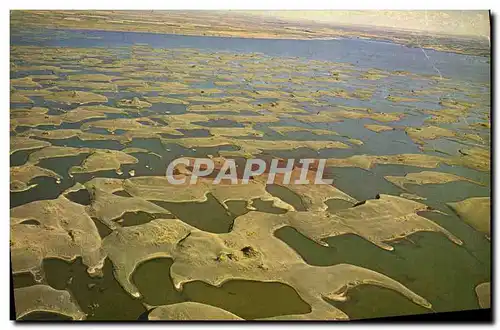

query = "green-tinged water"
10;24;490;321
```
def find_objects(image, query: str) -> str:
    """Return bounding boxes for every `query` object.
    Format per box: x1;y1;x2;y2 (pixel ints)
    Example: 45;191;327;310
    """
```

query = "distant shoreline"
10;10;490;57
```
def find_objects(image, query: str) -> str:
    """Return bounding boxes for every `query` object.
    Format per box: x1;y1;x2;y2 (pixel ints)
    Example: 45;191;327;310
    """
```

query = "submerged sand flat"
9;25;490;322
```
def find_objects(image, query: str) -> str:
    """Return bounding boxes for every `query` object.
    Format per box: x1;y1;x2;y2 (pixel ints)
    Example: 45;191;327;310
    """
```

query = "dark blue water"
11;28;489;84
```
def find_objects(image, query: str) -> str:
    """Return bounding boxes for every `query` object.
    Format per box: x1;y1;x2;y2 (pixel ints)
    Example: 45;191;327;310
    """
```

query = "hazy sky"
241;11;490;38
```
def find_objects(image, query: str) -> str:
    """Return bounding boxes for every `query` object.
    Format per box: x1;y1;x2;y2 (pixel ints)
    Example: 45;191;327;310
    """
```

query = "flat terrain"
11;10;490;56
10;15;491;321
